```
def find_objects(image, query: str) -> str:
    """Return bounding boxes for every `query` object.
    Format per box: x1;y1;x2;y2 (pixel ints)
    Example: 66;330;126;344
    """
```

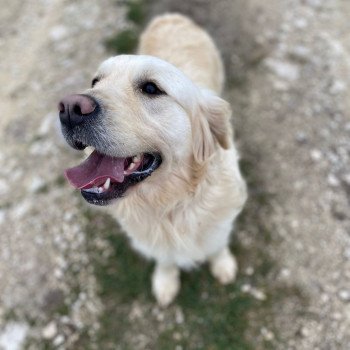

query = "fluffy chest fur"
109;148;247;268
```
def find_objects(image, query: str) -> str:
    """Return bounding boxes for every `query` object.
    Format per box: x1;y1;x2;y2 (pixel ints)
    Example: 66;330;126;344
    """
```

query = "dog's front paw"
152;265;180;307
210;248;237;285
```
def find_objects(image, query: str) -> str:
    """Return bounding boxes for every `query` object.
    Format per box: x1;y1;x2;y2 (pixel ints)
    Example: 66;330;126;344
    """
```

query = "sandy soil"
0;0;350;349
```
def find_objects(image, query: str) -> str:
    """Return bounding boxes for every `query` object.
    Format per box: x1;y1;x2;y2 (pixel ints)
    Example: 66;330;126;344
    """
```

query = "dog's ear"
192;91;233;164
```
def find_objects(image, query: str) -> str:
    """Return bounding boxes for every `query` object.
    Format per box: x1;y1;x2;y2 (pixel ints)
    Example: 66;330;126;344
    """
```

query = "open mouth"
64;148;162;205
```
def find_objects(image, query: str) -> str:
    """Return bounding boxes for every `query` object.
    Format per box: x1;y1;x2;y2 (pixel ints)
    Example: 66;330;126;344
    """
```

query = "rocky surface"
0;0;350;349
0;1;126;348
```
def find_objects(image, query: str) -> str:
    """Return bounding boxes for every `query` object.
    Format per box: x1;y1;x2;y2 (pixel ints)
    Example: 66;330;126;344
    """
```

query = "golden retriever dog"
58;14;247;306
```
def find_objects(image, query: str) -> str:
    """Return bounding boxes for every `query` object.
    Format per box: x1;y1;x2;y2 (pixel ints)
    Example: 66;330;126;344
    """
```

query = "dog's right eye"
140;82;164;96
91;78;99;88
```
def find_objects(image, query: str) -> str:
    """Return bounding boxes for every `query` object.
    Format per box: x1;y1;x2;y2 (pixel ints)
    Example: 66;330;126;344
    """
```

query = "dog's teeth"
133;154;141;163
84;186;99;193
128;162;136;171
103;178;111;190
98;187;103;193
84;146;95;156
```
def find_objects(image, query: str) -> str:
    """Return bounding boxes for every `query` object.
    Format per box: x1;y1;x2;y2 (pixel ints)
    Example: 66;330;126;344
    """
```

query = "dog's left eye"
140;82;164;96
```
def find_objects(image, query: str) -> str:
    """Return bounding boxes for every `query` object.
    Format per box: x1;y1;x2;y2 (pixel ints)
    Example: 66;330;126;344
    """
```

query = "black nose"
58;94;97;129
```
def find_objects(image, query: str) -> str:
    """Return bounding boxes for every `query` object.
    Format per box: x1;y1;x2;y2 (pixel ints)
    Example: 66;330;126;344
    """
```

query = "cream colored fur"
87;14;247;306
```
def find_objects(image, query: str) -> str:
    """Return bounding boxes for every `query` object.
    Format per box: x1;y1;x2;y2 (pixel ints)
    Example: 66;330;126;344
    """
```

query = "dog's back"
139;13;224;94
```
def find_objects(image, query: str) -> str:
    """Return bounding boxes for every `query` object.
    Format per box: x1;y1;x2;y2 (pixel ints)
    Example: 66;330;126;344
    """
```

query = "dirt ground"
0;0;350;349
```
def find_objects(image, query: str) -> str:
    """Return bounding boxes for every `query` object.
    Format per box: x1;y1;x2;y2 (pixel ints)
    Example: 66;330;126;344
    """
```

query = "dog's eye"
91;78;99;88
140;82;164;96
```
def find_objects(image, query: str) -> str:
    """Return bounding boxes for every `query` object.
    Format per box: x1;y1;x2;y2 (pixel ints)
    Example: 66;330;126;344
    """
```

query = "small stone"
327;174;340;187
245;266;254;276
0;322;29;350
241;284;251;293
294;18;308;29
42;321;57;340
320;293;330;303
299;326;310;337
50;25;68;41
280;268;291;278
265;58;300;81
273;80;289;91
129;302;143;320
175;308;184;324
344;248;350;260
295;131;308;144
306;0;322;9
331;312;342;321
288;46;311;63
251;289;267;301
53;334;64;347
39;112;56;135
342;173;350;186
310;149;322;161
0;179;8;196
261;327;275;340
173;332;182;341
329;80;346;95
0;210;5;225
338;290;350;302
28;176;45;193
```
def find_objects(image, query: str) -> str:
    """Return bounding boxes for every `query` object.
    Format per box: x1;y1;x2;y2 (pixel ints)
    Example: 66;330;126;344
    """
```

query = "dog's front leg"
209;247;238;285
152;263;180;307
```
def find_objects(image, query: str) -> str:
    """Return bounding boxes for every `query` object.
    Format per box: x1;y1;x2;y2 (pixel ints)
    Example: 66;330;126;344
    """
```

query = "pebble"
295;131;308;144
245;266;254;276
53;334;65;347
310;149;322;161
28;176;45;193
280;268;291;279
0;179;8;196
251;289;267;301
294;18;308;29
329;80;347;95
306;0;322;9
241;284;252;293
327;174;340;187
261;327;275;341
0;210;5;225
0;322;29;350
342;173;350;186
273;80;289;91
39;112;56;136
338;290;350;302
299;326;310;337
343;248;350;260
42;321;57;340
265;58;300;81
288;46;311;63
175;308;185;324
50;25;68;41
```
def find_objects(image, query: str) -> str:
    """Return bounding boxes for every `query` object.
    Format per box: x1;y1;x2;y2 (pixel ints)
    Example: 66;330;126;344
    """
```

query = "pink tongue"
64;150;125;189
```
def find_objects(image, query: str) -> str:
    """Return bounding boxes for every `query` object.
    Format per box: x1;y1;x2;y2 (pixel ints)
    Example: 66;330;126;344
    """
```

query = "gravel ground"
0;0;350;349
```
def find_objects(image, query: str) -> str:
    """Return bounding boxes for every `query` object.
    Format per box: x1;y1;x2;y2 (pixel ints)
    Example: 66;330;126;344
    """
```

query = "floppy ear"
192;91;233;164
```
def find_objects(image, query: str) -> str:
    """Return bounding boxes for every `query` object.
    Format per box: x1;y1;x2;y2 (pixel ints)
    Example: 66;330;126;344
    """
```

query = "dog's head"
59;55;232;205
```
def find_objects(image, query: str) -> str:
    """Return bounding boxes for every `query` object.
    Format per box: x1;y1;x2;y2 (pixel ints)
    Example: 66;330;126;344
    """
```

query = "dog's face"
59;55;231;205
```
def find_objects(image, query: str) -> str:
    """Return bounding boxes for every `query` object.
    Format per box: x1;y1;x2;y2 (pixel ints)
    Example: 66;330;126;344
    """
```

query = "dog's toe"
210;248;237;285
